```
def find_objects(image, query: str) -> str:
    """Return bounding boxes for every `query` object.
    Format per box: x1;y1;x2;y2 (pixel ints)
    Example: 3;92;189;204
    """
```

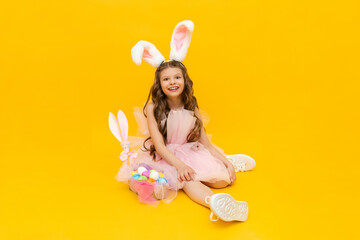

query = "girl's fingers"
183;173;188;181
181;172;186;182
182;172;187;181
177;168;196;182
178;172;182;182
186;172;192;181
188;172;193;181
190;172;194;181
188;169;194;180
190;170;196;180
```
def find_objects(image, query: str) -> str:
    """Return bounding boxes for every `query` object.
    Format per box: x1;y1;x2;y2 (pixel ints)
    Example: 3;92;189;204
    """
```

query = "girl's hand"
176;163;196;182
226;163;236;186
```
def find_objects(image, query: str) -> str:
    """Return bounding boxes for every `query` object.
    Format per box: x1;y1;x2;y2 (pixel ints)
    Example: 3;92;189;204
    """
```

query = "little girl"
115;20;256;222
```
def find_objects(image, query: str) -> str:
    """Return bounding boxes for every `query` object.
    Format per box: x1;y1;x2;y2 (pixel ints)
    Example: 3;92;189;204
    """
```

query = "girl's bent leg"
182;181;214;208
202;180;229;189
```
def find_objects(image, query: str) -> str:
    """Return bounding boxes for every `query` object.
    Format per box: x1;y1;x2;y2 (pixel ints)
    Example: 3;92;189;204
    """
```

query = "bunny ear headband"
131;20;194;68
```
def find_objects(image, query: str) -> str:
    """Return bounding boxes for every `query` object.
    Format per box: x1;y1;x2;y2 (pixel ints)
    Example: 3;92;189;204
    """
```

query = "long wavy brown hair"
142;60;203;160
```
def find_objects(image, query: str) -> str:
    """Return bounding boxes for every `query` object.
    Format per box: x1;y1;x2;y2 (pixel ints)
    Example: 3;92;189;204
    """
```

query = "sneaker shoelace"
229;158;246;172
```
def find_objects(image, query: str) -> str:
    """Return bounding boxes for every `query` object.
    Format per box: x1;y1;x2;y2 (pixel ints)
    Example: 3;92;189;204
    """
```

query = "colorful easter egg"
138;176;148;181
137;167;147;175
131;171;138;176
131;174;140;180
149;171;159;180
149;170;156;173
142;171;150;178
159;172;164;178
157;177;167;184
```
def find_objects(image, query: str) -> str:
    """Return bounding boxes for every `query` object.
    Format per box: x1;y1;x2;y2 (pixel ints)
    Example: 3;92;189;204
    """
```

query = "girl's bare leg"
182;181;214;208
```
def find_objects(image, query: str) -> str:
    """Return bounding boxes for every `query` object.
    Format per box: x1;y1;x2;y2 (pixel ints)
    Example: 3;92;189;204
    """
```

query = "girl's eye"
164;78;168;81
176;76;181;79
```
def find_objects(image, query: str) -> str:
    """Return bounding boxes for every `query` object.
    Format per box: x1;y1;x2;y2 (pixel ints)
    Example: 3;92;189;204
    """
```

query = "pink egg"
142;171;150;178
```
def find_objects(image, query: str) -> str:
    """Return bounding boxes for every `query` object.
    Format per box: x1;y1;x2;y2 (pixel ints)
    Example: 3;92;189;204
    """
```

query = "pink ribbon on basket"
120;149;138;162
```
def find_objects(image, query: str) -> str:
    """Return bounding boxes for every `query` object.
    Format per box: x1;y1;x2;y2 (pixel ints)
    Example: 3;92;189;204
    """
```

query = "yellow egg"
131;171;138;176
159;172;164;178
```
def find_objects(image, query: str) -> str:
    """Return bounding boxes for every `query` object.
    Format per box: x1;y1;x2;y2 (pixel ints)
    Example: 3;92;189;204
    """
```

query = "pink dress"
115;106;231;205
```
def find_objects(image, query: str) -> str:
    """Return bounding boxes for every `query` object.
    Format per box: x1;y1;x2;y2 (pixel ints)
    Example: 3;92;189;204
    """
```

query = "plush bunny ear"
109;112;123;143
117;110;129;142
169;20;194;62
131;40;165;68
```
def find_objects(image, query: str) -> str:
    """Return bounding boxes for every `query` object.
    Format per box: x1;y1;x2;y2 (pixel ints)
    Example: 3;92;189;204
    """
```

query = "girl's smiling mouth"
168;86;179;92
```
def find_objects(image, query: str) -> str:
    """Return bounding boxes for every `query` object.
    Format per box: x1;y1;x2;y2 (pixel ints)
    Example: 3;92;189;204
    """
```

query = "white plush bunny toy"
109;110;138;163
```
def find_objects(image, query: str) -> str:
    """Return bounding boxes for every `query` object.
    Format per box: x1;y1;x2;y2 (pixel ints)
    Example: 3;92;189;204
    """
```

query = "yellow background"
1;0;359;239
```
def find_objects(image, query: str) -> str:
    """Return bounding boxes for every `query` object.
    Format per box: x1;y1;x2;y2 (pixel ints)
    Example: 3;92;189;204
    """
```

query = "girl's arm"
195;108;236;184
146;103;195;182
194;108;231;166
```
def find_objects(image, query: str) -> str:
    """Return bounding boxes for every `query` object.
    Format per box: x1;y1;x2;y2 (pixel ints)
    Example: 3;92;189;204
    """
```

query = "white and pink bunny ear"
169;20;194;62
109;112;123;143
116;110;128;142
131;40;165;68
109;110;129;143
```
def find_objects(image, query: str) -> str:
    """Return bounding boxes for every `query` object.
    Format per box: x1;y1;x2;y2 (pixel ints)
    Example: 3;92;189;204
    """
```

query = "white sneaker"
226;154;256;172
205;193;249;222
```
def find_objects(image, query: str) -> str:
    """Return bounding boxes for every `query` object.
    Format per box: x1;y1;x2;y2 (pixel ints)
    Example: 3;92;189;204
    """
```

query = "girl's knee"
203;180;229;189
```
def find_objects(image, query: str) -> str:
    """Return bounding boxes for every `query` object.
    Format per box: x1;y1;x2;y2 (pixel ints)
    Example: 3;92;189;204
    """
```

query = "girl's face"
159;67;185;100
